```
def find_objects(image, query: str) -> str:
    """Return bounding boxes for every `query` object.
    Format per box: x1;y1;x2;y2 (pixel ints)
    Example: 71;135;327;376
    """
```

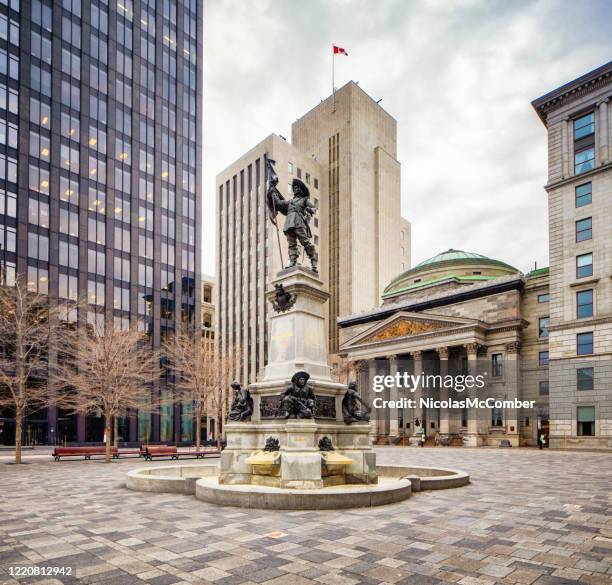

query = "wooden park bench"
52;446;118;461
144;446;221;461
178;448;220;459
115;449;142;458
144;445;178;460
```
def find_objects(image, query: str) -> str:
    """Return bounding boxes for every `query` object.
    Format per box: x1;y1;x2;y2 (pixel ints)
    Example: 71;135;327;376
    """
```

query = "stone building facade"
532;60;612;449
339;250;550;447
292;82;411;353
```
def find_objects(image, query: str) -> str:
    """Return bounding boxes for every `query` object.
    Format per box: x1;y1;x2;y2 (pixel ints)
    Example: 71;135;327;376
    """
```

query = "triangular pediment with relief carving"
343;311;478;348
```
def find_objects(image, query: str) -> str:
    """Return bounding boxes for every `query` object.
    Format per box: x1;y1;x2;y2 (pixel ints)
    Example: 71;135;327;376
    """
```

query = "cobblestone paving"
0;448;610;585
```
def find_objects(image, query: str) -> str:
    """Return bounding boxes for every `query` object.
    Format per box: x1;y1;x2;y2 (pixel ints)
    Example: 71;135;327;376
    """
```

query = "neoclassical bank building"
339;250;550;448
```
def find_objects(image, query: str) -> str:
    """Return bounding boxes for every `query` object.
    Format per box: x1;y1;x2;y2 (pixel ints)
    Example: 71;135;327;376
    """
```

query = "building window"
538;381;549;396
28;198;50;228
575;217;592;242
538;317;549;338
573;113;595;175
27;266;48;294
400;247;405;257
28;232;49;262
577;367;594;391
491;353;503;377
87;280;105;306
577;406;595;436
576;289;593;319
202;285;212;303
491;407;503;427
314;178;318;189
575;149;595;175
539;351;549;366
59;273;78;301
287;162;292;174
576;253;592;278
537;293;550;303
575;183;592;207
576;332;593;356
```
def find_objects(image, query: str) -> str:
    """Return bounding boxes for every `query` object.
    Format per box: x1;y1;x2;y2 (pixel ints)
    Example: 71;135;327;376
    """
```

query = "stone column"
387;355;399;438
465;343;483;447
410;350;424;445
399;355;410;438
368;359;379;439
599;99;609;164
437;347;450;438
505;341;521;446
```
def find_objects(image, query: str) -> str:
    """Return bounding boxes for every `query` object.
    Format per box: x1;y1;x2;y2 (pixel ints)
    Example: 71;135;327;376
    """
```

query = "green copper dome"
383;249;519;298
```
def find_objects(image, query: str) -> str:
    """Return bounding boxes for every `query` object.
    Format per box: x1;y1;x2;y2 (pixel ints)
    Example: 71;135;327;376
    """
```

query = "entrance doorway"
540;418;550;447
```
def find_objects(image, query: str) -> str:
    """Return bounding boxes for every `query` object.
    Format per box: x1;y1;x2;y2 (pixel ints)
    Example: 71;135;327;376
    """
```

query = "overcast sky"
201;0;612;278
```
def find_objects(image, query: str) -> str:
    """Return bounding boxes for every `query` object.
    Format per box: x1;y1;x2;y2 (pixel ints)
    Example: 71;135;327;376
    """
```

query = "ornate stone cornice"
531;61;612;126
338;275;524;328
411;350;423;361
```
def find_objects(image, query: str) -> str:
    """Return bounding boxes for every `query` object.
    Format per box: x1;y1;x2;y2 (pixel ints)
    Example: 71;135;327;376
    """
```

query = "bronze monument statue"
342;381;371;424
282;371;316;419
227;381;254;422
266;158;318;272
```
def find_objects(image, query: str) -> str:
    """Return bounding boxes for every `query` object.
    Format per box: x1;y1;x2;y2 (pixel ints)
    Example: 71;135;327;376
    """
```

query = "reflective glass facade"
0;0;202;446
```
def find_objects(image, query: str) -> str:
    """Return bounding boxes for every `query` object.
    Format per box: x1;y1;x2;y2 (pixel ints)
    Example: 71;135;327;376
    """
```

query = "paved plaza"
0;448;610;585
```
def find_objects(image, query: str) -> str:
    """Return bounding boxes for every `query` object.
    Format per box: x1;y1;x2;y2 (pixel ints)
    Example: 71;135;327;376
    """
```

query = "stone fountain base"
220;419;376;489
126;462;470;510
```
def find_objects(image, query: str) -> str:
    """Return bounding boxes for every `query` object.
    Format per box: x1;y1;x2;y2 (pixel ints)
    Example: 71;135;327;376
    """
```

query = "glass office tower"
0;0;202;445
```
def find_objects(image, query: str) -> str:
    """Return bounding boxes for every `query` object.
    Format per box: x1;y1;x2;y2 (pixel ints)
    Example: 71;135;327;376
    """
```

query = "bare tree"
55;321;159;463
0;280;74;464
208;343;243;450
162;328;217;450
163;326;242;451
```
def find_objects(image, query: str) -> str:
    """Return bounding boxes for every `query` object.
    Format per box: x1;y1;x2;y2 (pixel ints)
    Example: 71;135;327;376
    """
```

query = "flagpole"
332;44;335;113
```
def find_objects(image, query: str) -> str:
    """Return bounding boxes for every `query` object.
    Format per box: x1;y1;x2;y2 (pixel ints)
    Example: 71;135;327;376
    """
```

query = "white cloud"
202;0;611;277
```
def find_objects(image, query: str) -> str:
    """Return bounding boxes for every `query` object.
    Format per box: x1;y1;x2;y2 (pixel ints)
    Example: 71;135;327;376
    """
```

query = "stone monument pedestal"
219;266;377;489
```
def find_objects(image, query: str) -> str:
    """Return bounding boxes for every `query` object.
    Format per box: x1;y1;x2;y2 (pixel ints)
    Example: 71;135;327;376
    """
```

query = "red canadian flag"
333;45;348;56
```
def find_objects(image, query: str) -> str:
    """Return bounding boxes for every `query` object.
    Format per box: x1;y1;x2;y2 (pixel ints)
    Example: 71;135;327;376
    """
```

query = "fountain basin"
126;463;469;509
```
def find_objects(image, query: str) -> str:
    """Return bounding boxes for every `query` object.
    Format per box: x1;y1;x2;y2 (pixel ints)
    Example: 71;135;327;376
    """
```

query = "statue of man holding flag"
266;158;318;273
